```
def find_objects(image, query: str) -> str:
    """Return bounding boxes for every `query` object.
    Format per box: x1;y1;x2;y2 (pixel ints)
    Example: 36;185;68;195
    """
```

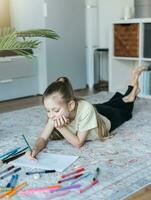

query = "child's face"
44;93;71;121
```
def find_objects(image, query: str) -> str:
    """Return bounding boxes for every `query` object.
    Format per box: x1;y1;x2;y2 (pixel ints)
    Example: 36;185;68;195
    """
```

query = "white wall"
45;0;86;89
98;0;134;48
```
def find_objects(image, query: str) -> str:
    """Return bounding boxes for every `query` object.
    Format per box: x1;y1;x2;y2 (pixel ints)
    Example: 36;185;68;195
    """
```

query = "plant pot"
0;49;33;57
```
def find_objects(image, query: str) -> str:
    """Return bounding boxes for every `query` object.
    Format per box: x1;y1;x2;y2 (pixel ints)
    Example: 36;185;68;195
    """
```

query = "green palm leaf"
0;27;59;57
0;32;40;49
17;29;59;39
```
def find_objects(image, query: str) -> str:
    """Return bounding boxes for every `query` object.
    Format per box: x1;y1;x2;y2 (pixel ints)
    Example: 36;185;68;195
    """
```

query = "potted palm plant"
0;27;59;57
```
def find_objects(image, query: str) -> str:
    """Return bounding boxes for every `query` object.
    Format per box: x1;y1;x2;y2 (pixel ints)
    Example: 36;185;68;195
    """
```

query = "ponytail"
42;77;77;103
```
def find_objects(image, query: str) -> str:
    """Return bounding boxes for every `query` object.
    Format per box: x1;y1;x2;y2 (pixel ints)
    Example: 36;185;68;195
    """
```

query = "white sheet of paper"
11;152;79;172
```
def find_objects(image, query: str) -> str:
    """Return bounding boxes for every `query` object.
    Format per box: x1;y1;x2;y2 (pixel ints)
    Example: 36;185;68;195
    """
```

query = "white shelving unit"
109;18;151;98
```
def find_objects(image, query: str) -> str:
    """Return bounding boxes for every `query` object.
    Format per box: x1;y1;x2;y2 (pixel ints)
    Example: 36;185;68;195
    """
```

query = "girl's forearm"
32;137;48;155
56;127;82;148
32;119;55;155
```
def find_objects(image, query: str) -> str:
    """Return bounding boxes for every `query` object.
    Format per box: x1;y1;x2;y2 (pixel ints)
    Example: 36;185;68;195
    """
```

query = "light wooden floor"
126;185;151;200
0;89;151;199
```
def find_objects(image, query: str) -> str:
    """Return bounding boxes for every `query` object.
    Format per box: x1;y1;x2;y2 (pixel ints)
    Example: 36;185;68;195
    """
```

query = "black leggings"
93;86;134;131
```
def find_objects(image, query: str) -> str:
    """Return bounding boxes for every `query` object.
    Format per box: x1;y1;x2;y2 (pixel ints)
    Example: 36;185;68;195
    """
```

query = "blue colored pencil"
0;147;21;159
2;147;28;162
2;147;22;161
22;135;32;152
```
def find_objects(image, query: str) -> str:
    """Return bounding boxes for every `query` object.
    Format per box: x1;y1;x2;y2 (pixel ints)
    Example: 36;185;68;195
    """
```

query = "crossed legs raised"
122;66;148;103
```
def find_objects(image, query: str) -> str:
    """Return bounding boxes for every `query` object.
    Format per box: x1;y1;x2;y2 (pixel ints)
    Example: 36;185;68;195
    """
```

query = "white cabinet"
0;57;38;101
109;18;151;98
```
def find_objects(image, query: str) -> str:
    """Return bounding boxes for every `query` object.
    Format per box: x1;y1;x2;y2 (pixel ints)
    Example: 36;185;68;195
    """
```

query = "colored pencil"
22;135;32;152
0;147;21;159
2;147;27;161
3;151;26;164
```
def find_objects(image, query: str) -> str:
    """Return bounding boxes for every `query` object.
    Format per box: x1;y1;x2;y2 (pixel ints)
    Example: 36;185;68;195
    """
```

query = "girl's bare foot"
123;85;138;103
131;66;147;86
123;82;140;103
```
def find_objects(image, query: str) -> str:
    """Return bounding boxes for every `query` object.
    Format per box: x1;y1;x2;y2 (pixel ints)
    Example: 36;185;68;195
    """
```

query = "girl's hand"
54;115;69;128
25;150;37;160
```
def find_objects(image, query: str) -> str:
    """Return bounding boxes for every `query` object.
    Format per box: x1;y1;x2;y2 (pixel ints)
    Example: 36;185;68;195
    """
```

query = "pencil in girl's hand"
22;135;32;152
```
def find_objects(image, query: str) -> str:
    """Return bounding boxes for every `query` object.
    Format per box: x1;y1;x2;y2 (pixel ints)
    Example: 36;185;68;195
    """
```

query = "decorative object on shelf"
135;0;151;18
0;27;59;57
114;23;139;57
123;6;133;20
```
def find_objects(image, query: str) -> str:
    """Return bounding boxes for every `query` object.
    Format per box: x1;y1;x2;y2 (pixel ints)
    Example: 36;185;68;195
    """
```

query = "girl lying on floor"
26;66;151;159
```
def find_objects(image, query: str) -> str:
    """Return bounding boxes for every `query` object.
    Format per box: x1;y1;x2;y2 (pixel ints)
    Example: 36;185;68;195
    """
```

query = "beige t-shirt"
65;100;111;140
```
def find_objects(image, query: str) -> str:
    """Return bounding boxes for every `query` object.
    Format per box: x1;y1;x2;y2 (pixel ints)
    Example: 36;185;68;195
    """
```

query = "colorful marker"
71;172;92;185
51;184;81;193
11;174;19;188
0;165;14;175
6;182;27;198
58;173;83;184
6;175;16;188
0;167;21;180
61;167;85;178
26;170;56;175
79;179;99;193
92;167;100;181
0;188;13;199
19;185;61;195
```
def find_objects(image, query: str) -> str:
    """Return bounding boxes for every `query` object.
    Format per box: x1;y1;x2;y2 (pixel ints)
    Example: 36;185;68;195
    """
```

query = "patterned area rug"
1;92;151;200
